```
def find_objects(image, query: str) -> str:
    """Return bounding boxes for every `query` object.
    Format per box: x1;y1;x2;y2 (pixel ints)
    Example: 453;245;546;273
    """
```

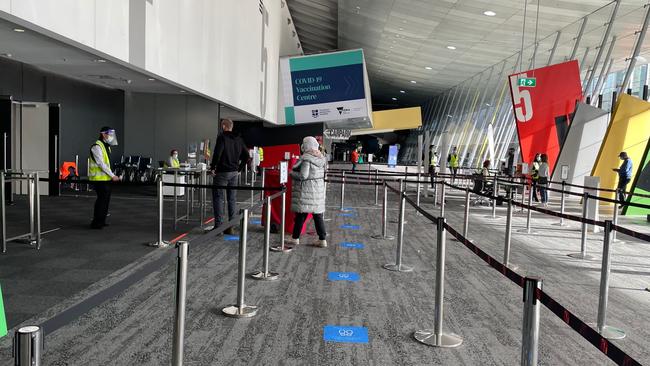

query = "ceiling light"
400;90;406;93
425;66;433;70
148;78;156;81
446;46;456;50
485;103;491;106
355;6;360;10
392;97;398;101
1;53;12;58
483;10;497;17
94;59;107;63
447;114;453;118
399;27;403;31
410;80;417;84
180;90;186;93
13;28;25;33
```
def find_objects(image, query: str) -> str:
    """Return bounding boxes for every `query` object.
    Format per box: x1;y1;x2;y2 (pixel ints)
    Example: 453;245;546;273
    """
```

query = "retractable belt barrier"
393;179;643;365
498;176;650;200
36;177;284;192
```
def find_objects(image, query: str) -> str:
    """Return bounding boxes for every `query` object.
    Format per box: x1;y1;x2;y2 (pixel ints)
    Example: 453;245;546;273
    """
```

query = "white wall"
0;0;302;124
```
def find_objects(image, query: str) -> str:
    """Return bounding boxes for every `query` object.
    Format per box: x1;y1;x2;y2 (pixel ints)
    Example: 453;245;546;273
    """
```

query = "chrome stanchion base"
270;245;293;253
383;263;414;272
505;264;519;271
516;228;539;235
222;305;258;318
413;330;463;348
148;241;170;248
588;324;626;340
203;225;215;233
249;271;280;281
371;234;395;240
567;252;597;260
389;219;408;224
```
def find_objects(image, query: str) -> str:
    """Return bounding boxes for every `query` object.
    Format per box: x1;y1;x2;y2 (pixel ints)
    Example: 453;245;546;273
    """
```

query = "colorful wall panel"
624;140;650;215
592;94;650;204
552;103;609;193
508;60;582;173
0;284;6;338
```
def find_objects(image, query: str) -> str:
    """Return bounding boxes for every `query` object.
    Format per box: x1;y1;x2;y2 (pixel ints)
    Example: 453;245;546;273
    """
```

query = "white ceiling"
329;0;650;105
0;17;256;121
286;0;338;53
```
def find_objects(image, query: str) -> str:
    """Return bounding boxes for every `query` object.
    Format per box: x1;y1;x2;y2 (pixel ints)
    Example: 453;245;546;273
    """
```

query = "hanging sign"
324;129;352;140
279;161;288;184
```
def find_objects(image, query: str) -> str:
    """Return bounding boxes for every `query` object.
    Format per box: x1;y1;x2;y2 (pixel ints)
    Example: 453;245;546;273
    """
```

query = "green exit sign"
518;77;537;87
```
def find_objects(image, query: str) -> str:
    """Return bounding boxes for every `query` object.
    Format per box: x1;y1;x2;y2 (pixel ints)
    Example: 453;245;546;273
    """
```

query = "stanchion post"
463;188;470;238
569;193;595;260
612;201;621;242
372;183;394;240
521;277;542;366
244;164;249;185
33;172;41;250
28;173;34;241
383;190;413;272
251;196;280;280
222;208;258;317
433;176;439;206
13;325;43;366
200;170;206;230
340;171;346;211
525;184;533;233
594;220;626;339
173;171;178;231
271;189;293;252
150;178;169;248
416;173;421;215
374;169;380;205
172;241;189;366
260;167;266;201
504;198;517;270
559;181;566;226
1;172;6;253
414;218;462;347
440;183;446;218
491;175;498;219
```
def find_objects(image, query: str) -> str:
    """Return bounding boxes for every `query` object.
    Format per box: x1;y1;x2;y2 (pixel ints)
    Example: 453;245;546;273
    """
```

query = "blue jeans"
212;171;239;227
539;184;548;203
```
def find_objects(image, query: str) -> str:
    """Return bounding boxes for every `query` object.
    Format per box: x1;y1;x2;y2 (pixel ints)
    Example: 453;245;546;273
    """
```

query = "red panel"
508;60;582;173
259;144;301;168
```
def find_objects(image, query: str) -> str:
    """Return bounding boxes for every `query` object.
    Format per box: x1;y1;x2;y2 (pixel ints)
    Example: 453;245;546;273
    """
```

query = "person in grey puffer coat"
287;136;328;248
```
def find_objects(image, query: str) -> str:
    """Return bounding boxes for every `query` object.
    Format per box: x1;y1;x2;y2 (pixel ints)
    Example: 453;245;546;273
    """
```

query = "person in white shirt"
88;126;120;229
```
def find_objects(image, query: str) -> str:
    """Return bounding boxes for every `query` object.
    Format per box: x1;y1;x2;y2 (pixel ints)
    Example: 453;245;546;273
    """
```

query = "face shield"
102;129;118;146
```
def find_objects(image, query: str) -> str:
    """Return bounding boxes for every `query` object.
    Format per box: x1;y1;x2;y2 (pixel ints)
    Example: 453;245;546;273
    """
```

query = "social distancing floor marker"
250;218;262;225
340;224;360;230
224;235;239;241
323;325;369;343
328;272;360;282
338;213;356;217
340;242;364;249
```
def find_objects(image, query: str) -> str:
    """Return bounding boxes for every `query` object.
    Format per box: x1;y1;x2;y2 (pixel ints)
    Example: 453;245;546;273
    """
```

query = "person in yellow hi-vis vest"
89;126;120;229
165;149;181;168
447;146;460;183
258;147;264;164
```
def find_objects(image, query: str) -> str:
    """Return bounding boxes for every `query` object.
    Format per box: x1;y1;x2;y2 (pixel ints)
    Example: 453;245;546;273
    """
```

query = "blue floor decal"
250;218;262;225
338;213;356;217
328;272;360;282
340;224;360;230
224;235;239;241
323;325;369;343
340;242;364;249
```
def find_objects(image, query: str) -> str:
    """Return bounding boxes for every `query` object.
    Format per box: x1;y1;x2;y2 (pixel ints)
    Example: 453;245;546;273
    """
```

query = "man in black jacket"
211;119;250;234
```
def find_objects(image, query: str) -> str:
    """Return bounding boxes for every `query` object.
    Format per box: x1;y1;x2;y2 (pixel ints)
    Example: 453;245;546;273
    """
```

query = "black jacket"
210;132;250;173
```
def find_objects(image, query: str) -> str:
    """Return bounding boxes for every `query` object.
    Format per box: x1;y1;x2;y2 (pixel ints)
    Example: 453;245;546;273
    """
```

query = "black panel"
233;122;324;148
0;96;12;202
49;103;61;196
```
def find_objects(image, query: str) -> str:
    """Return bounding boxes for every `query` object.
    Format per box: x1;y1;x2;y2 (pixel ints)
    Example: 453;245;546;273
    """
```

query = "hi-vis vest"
165;158;180;168
449;154;459;168
430;154;438;167
532;161;540;180
258;147;264;162
89;140;111;181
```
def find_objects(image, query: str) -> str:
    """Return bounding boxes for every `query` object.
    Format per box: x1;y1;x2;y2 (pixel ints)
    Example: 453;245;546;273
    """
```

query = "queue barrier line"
387;179;643;366
497;176;650;200
444;181;650;243
35;177;284;191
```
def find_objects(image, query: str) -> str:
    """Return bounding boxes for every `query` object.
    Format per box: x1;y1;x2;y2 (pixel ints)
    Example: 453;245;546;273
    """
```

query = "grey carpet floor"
0;183;649;365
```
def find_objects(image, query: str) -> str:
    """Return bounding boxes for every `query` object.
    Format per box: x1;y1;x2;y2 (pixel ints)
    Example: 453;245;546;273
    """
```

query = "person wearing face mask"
613;151;633;208
89;126;120;229
166;149;181;168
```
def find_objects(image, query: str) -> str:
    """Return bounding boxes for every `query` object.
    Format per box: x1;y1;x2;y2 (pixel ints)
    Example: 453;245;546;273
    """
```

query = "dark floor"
0;181;648;365
0;185;254;328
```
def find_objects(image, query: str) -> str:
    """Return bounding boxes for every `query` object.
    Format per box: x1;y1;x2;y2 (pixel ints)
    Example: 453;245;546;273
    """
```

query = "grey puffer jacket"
291;152;326;214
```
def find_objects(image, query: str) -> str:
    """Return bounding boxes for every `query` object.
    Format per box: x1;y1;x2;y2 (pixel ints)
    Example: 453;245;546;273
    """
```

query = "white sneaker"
315;240;327;248
286;237;299;246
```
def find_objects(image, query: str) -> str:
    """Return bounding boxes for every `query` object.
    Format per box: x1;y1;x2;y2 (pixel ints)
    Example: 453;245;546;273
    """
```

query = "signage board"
279;161;288;184
284;151;291;160
279;49;372;126
561;165;570;181
517;77;537;87
388;145;398;168
508;60;582;175
324;129;351;140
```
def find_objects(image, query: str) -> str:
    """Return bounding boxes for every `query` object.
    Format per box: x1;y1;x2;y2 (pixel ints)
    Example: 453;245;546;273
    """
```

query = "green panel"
289;50;363;72
625;140;650;215
285;107;296;126
0;284;6;338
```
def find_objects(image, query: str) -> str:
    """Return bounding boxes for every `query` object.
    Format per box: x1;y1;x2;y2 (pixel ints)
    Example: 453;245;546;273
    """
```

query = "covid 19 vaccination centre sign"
279;49;373;129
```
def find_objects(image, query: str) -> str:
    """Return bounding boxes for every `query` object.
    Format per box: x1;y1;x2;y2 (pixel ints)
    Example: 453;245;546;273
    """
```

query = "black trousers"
617;178;630;204
92;182;112;226
292;212;327;240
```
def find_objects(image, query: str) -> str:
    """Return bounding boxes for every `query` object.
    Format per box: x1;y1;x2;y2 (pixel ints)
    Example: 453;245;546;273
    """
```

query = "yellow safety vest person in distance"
448;154;459;168
89;126;119;229
258;147;264;162
165;149;181;168
89;140;112;181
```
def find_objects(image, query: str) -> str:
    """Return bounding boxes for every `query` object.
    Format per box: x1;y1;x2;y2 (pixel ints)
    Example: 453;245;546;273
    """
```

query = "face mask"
173;154;178;159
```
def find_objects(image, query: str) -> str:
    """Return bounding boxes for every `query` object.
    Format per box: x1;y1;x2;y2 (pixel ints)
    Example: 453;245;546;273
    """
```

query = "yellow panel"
592;94;650;204
352;107;422;135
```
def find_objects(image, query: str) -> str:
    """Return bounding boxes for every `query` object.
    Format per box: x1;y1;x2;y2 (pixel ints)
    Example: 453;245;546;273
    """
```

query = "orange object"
60;162;78;180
